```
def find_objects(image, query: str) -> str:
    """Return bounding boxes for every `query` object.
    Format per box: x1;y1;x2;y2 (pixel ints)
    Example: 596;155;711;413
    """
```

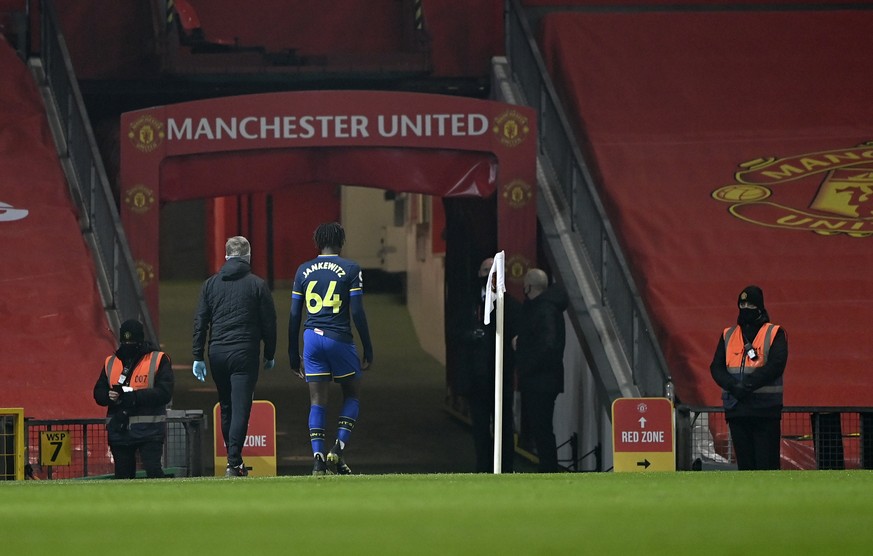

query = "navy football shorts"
302;328;362;383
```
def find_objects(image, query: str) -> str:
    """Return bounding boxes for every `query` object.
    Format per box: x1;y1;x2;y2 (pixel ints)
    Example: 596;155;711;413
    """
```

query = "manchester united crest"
505;254;530;282
135;260;156;287
492;110;531;148
128;115;165;153
712;142;873;237
503;179;533;209
124;185;156;214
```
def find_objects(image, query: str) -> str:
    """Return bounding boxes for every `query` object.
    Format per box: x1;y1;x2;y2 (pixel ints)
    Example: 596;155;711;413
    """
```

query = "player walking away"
288;222;374;476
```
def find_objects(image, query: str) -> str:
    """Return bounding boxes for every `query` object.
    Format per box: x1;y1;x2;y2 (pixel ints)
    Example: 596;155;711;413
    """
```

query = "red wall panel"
540;10;873;407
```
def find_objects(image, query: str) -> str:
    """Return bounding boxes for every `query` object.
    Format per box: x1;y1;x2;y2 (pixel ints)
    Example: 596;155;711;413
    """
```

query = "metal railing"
504;0;670;399
33;0;155;343
1;409;26;480
676;406;873;471
24;411;206;479
0;4;28;59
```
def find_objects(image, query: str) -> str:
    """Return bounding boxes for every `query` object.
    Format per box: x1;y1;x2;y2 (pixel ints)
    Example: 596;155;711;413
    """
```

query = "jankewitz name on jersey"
302;261;347;279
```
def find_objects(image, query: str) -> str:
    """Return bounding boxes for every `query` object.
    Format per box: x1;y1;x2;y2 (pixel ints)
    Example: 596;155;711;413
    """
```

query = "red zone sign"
611;397;675;472
214;400;277;477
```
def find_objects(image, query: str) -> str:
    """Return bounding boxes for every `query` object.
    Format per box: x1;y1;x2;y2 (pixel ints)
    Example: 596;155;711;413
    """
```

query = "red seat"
173;0;236;48
173;0;202;35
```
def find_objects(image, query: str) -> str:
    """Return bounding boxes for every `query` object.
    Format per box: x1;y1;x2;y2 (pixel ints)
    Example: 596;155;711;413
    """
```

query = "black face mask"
737;308;761;325
116;342;147;362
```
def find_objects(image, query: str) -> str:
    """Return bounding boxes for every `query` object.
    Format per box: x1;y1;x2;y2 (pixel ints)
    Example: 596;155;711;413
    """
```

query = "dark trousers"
522;390;559;472
728;416;782;470
110;440;165;479
210;348;259;467
469;383;514;473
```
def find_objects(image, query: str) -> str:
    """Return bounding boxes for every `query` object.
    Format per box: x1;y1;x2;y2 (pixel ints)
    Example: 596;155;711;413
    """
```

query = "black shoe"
225;463;248;477
327;441;352;475
312;453;330;476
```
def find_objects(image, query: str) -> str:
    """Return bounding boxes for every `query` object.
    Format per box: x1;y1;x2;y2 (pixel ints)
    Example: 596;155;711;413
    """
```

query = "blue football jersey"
291;254;363;342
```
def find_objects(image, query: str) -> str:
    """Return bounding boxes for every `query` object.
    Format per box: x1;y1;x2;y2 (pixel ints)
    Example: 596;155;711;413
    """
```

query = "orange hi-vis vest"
103;351;167;426
722;323;783;404
105;351;164;390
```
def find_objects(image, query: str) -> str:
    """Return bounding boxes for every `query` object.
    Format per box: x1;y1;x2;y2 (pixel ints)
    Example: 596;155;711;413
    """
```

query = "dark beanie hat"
120;319;145;343
737;285;765;309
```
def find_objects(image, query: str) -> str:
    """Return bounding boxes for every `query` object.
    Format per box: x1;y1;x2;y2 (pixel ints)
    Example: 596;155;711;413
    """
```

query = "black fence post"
861;412;873;470
82;423;89;477
188;414;204;477
1;416;13;479
675;405;692;471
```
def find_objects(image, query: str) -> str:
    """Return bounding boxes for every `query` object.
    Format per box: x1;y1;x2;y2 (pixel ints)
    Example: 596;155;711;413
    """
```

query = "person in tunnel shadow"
454;257;519;473
513;268;568;473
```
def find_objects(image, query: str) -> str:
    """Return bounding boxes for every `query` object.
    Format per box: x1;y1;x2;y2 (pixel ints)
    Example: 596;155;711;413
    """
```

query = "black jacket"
94;345;174;445
515;284;568;394
192;258;277;360
455;284;521;397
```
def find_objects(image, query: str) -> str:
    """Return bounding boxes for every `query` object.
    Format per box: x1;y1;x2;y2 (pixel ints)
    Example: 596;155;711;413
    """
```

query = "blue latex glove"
192;360;207;382
263;358;275;370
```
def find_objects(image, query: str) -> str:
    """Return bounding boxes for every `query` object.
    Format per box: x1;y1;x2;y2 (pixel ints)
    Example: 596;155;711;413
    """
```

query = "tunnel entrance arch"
120;90;537;334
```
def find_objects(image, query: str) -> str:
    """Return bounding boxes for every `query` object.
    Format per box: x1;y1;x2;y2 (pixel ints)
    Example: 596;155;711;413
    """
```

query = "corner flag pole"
483;251;506;475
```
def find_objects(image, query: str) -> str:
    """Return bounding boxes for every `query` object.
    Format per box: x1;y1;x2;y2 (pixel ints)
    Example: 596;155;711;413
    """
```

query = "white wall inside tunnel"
341;186;446;365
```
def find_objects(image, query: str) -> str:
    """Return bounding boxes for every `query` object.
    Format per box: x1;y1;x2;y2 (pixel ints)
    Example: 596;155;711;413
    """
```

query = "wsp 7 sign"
39;430;71;466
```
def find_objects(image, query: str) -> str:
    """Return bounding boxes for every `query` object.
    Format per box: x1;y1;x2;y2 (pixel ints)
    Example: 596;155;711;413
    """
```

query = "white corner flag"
484;251;506;474
483;251;505;325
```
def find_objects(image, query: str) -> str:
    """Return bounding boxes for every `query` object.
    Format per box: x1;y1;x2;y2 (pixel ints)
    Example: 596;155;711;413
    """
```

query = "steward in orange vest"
94;319;174;478
719;322;783;409
710;285;787;470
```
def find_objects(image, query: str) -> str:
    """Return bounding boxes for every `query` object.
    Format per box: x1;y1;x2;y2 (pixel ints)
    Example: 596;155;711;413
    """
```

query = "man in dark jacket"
710;285;787;470
94;319;174;479
192;236;277;477
513;268;568;472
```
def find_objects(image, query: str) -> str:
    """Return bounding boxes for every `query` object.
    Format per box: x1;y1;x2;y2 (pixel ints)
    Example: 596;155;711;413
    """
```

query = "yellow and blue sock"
336;398;359;450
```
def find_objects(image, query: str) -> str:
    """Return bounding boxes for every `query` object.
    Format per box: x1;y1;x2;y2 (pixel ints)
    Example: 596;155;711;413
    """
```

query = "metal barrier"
0;4;28;59
33;0;156;343
677;406;873;471
503;0;670;400
1;409;26;480
24;410;206;480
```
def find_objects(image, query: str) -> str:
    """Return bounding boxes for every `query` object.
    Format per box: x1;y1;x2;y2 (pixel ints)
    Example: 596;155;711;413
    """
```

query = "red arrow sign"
612;397;673;452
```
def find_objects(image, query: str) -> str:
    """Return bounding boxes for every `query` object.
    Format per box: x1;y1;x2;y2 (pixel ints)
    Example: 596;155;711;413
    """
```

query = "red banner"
0;41;115;418
121;91;537;332
541;10;873;407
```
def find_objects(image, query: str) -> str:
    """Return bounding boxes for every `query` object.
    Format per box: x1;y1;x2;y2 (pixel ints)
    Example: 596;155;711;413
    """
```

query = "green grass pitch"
3;471;872;555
